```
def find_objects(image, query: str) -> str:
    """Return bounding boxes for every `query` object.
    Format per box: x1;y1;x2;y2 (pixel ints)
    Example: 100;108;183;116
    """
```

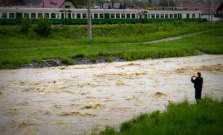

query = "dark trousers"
195;88;202;100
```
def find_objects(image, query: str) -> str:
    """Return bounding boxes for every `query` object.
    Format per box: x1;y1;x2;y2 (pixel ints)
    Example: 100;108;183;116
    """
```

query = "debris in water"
154;92;166;97
53;121;72;124
54;104;62;109
58;86;68;89
81;90;90;95
45;110;51;115
10;120;36;129
175;64;223;72
81;102;105;110
63;90;75;94
58;111;96;117
113;80;125;85
125;95;139;101
58;111;84;116
115;63;141;68
19;81;25;84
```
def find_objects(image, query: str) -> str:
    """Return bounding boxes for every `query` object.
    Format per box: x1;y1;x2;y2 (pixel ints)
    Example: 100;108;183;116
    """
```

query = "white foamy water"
0;54;223;135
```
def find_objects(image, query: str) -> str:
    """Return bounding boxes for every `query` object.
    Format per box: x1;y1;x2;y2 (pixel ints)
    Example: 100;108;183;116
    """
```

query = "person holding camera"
191;72;203;101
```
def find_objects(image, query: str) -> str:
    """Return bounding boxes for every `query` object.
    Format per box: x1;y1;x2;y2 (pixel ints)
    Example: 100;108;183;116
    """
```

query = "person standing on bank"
191;72;203;100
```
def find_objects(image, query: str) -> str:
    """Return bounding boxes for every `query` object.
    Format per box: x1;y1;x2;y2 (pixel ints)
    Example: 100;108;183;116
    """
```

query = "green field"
98;98;223;135
0;22;223;69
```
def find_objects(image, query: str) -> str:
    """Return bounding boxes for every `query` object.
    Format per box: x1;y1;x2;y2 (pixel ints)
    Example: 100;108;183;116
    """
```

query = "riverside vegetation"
0;19;223;69
97;98;223;135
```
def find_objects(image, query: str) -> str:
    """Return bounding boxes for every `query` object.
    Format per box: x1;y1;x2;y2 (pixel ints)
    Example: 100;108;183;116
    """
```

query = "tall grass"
0;22;223;69
98;98;223;135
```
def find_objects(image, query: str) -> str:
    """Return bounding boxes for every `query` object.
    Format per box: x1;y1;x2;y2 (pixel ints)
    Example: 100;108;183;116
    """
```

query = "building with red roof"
177;2;223;21
11;0;77;9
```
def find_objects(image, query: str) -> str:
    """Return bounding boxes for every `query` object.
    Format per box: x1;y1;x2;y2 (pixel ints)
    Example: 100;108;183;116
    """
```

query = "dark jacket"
191;77;203;89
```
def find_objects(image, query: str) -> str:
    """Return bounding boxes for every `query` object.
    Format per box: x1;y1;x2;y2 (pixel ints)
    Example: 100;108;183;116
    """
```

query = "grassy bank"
98;98;223;135
0;22;223;69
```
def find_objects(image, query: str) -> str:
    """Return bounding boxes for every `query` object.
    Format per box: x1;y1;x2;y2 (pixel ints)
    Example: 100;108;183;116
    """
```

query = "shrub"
174;20;184;25
21;17;31;34
68;59;74;65
108;57;113;63
91;56;96;63
35;16;51;37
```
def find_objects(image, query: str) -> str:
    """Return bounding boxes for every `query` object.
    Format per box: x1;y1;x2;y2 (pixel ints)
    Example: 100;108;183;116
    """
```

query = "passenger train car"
0;7;202;24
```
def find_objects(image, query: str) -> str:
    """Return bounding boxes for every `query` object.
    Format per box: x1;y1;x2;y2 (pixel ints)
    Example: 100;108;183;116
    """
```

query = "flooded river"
0;54;223;135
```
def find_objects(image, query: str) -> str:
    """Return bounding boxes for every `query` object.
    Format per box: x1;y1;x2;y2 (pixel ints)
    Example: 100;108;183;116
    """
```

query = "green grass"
0;22;223;69
98;98;223;135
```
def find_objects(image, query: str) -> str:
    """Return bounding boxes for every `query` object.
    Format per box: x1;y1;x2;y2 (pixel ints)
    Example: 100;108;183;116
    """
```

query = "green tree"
71;0;87;7
34;16;51;37
158;0;168;6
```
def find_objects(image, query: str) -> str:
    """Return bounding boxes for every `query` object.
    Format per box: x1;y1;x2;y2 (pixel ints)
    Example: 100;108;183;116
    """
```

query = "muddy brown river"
0;54;223;135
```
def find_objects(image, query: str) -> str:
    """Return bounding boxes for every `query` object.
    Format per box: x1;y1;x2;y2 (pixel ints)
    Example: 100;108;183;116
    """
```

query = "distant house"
10;0;77;8
177;2;223;21
97;3;121;9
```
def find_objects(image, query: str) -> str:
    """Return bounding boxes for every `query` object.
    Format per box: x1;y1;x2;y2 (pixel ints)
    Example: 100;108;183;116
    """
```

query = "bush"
35;16;51;36
91;56;96;63
99;98;223;135
108;57;113;63
67;59;75;65
21;17;31;34
174;20;184;25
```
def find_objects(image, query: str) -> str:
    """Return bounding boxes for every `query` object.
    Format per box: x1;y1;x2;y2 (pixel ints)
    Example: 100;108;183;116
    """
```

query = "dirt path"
0;54;223;135
146;32;203;43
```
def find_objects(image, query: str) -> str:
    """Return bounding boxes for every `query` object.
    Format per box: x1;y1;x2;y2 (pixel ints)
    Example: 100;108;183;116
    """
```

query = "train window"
127;14;130;18
156;14;159;18
148;14;150;18
9;13;14;18
170;14;173;18
165;14;168;18
174;14;177;18
31;13;36;19
51;13;56;19
83;14;87;18
111;14;115;18
94;14;98;18
151;14;155;18
44;13;49;18
121;14;125;18
2;13;7;18
161;14;164;18
24;13;29;18
77;13;81;18
100;14;103;18
72;14;75;18
116;14;120;19
192;14;195;18
132;14;135;18
57;13;60;18
187;14;189;18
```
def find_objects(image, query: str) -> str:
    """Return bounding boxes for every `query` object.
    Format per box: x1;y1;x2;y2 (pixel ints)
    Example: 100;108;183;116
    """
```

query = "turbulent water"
0;54;223;135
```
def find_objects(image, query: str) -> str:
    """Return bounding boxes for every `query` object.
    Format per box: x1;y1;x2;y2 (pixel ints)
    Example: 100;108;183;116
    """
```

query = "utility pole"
87;0;92;40
208;0;211;22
